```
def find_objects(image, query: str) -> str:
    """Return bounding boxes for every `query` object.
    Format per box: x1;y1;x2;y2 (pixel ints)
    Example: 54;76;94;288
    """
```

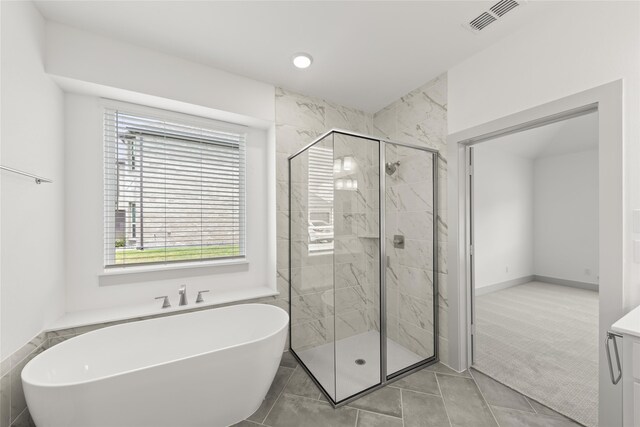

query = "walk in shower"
288;129;439;406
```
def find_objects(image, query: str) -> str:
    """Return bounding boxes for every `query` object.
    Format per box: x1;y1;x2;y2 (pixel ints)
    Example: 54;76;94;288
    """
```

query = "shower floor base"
296;330;424;402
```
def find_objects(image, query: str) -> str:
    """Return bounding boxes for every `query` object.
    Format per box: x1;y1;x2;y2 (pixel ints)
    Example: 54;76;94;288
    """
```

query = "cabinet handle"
605;331;622;385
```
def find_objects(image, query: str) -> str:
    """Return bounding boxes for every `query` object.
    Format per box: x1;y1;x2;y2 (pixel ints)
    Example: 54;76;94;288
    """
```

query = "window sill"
46;285;279;332
99;258;248;277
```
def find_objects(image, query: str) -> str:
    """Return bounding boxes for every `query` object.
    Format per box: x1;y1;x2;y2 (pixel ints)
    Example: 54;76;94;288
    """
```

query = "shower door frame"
287;128;440;408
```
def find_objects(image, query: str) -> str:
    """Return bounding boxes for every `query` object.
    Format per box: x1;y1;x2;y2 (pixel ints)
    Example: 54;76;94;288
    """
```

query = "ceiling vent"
469;12;497;31
491;0;520;17
464;0;525;34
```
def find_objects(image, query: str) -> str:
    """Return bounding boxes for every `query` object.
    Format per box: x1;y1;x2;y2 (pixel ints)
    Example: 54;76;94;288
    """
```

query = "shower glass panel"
333;133;380;401
289;132;337;401
384;142;437;377
289;130;438;406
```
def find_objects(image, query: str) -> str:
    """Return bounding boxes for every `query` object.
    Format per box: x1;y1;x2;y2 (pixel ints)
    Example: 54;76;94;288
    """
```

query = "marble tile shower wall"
385;143;436;359
333;134;380;340
373;73;449;364
278;88;377;351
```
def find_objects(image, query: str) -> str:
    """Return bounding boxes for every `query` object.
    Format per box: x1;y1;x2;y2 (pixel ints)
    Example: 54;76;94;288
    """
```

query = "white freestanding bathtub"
22;303;289;427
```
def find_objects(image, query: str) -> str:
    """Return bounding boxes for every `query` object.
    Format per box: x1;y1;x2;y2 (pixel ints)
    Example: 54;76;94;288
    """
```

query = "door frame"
446;80;623;427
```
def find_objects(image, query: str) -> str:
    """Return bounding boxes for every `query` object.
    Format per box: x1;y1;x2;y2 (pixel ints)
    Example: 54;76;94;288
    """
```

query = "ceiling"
35;1;561;113
479;111;598;159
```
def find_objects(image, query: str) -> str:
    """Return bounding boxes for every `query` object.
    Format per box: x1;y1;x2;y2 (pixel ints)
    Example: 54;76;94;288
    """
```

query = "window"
104;105;246;267
307;145;334;253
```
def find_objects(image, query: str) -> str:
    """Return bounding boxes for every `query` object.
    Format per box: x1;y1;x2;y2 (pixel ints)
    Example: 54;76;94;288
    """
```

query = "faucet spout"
178;285;188;306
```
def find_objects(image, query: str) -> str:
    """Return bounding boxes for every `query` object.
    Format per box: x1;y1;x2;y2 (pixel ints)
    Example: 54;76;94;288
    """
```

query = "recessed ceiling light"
292;53;313;69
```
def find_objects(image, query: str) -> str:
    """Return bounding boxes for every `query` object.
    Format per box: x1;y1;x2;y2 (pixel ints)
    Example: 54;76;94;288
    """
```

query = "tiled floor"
236;352;584;427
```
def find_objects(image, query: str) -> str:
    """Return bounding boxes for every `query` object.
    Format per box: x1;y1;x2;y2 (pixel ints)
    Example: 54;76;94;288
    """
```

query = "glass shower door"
289;133;336;401
333;133;381;402
384;142;437;377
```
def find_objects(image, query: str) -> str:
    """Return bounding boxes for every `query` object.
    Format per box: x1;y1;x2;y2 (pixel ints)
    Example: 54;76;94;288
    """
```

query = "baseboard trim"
475;275;534;296
533;275;599;292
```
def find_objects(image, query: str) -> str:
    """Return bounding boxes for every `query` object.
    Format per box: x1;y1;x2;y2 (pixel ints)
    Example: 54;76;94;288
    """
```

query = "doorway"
468;111;599;426
447;80;624;427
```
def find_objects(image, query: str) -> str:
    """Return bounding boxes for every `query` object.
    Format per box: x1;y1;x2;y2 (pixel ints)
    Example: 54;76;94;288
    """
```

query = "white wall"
64;94;272;312
448;3;637;423
534;150;599;285
45;22;275;126
473;146;533;289
0;2;66;359
447;1;639;307
37;20;278;314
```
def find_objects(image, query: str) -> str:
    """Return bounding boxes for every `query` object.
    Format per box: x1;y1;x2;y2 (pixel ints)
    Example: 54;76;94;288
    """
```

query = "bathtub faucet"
178;285;188;306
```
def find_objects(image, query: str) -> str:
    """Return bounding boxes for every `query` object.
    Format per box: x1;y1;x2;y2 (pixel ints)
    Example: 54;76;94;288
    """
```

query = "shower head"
385;161;400;176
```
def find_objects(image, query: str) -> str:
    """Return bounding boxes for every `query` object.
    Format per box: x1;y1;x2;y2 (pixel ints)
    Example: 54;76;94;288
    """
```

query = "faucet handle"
155;296;171;309
196;290;210;303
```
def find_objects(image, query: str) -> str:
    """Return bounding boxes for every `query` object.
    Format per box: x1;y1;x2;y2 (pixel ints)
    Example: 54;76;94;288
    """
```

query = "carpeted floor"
474;281;598;427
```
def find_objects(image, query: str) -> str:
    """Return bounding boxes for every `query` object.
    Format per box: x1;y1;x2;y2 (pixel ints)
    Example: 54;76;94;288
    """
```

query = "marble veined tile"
335;309;369;340
399;266;434;301
276;124;320;156
397;239;434;271
399;293;434;330
437;241;448;274
292;319;333;351
275;87;326;132
276;180;289;212
291;264;333;296
325;102;371;134
395;145;434;185
421;73;447;112
335;286;367;313
334;236;365;265
292;292;333;323
334;213;364;237
277;210;290;241
10;344;44;425
1;373;9;427
277;239;290;269
335;261;366;290
373;103;397;140
289;182;308;213
9;333;45;368
394;182;433;213
399;322;435;359
397;211;434;242
277;152;295;184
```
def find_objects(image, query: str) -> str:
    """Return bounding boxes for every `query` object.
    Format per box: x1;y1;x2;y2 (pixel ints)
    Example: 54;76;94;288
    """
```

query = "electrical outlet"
505;266;509;273
585;268;591;276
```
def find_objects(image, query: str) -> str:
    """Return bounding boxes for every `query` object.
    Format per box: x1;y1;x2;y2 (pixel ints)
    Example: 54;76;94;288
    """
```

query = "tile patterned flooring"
235;352;584;427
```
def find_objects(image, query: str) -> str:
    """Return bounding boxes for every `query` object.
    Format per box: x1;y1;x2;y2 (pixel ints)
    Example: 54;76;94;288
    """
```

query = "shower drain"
355;359;366;366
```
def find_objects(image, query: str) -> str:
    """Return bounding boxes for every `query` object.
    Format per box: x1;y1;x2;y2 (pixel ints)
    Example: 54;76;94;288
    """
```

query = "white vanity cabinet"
620;334;640;426
612;307;640;426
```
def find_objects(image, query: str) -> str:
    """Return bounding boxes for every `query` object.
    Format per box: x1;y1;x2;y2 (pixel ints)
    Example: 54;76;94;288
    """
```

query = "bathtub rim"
22;303;289;388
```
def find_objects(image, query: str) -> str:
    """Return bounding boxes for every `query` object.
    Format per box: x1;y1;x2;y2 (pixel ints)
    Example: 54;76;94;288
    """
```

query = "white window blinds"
104;106;246;267
307;146;334;252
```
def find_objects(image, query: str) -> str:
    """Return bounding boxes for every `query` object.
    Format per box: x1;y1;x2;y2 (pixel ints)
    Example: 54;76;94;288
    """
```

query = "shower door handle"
605;331;622;385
